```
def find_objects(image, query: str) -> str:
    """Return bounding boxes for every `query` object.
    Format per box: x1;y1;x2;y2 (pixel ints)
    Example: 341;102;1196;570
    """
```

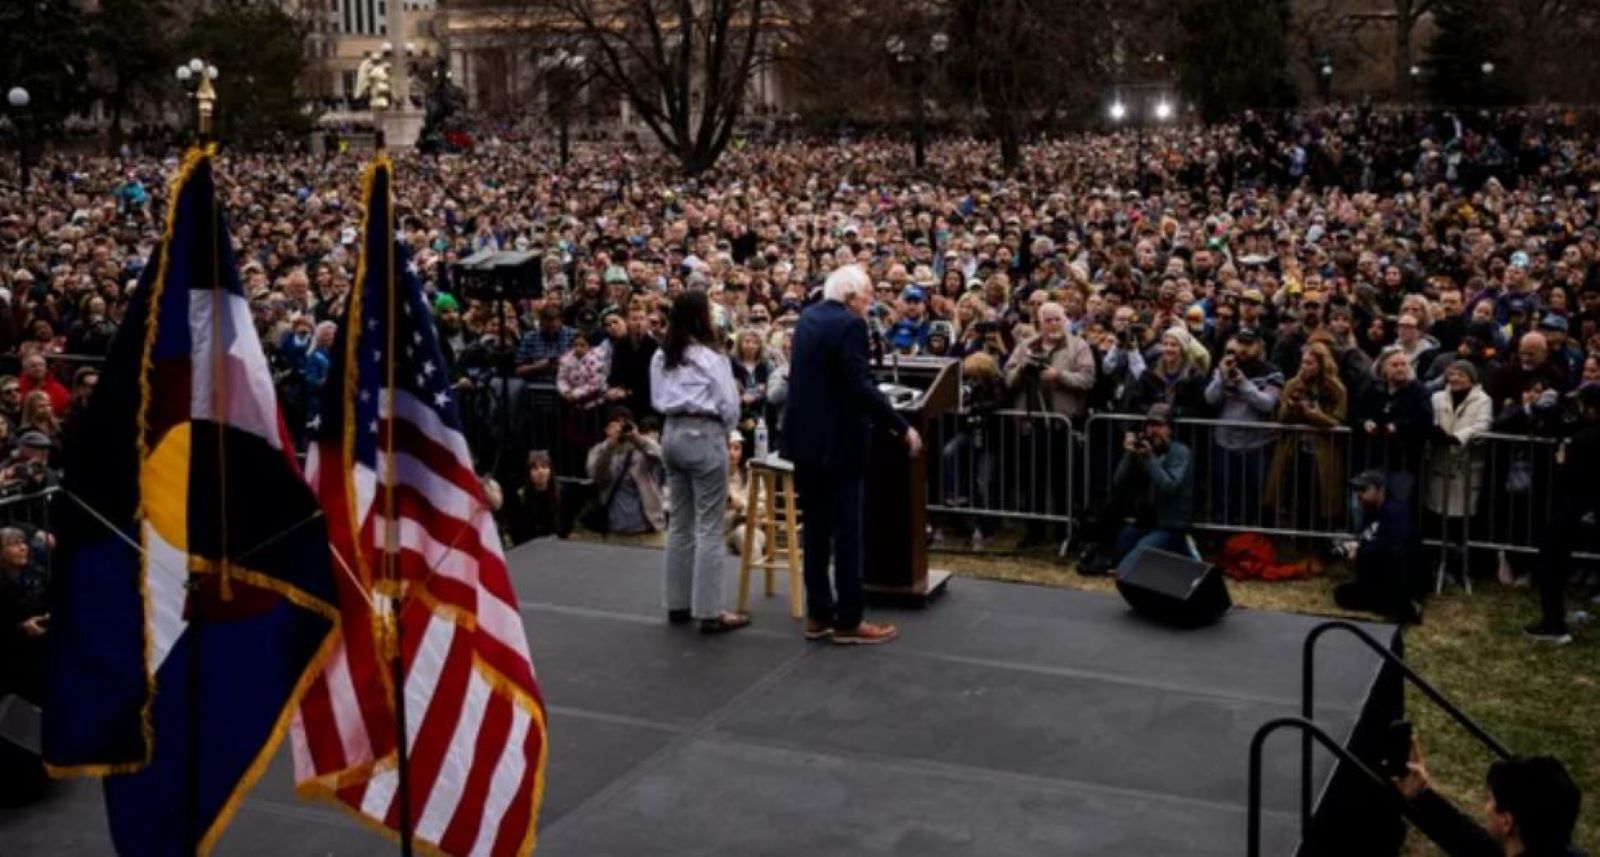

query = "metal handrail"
1248;717;1413;857
1295;620;1513;846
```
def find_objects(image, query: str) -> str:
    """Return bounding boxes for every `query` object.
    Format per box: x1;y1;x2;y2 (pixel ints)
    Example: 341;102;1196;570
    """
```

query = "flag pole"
375;151;416;857
192;142;233;857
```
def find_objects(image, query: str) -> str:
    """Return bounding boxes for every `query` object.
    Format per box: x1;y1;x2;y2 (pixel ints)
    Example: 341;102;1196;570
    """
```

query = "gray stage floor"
0;539;1394;856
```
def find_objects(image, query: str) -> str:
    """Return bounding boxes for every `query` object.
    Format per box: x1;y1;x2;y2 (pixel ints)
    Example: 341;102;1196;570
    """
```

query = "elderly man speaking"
782;265;921;645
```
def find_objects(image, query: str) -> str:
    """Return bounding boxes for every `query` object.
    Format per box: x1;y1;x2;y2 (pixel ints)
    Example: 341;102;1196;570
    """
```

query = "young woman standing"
650;290;749;633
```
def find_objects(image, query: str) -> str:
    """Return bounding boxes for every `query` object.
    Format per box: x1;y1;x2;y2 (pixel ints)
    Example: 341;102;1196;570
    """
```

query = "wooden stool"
736;456;803;620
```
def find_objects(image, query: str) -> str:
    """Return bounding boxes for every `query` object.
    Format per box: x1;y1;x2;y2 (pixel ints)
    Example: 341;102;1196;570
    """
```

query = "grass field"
575;528;1599;853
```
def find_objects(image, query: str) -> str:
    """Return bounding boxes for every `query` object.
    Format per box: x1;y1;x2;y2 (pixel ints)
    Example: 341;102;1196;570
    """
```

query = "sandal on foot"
699;612;751;634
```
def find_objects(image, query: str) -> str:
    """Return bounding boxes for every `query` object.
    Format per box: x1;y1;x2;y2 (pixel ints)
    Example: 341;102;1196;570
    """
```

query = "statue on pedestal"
366;63;392;112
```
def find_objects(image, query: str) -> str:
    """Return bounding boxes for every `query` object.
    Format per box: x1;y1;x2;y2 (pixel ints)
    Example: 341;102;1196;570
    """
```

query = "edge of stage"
0;538;1401;856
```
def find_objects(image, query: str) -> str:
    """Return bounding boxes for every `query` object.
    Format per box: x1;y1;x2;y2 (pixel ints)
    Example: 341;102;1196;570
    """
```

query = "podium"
863;356;961;606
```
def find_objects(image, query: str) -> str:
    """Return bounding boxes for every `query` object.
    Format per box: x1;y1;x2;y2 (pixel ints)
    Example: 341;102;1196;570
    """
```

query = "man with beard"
1203;328;1283;523
606;306;660;421
1430;286;1467;355
433;293;468;380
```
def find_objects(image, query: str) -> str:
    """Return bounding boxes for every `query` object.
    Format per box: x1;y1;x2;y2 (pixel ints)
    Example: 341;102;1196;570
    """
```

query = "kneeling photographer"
1085;403;1197;574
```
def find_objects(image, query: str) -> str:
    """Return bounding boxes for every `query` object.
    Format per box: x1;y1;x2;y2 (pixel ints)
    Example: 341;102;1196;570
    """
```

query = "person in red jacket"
16;355;68;417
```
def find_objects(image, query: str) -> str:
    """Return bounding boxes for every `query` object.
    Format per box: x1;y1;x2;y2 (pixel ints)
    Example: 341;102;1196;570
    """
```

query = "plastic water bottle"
753;417;769;462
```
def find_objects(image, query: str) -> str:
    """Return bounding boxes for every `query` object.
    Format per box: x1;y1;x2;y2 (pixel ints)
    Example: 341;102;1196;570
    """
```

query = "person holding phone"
1393;737;1582;857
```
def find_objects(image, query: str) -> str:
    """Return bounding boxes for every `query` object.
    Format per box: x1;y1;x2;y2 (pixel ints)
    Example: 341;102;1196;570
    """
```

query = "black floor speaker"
1114;547;1232;627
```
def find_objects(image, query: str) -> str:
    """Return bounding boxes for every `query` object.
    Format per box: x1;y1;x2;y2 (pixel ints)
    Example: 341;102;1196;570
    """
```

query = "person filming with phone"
1392;736;1583;857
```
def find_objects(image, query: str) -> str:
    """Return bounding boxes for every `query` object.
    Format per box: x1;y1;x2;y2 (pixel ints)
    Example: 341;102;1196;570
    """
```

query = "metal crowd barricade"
0;485;57;534
925;408;1075;529
1462;431;1598;563
456;377;604;483
45;354;106;388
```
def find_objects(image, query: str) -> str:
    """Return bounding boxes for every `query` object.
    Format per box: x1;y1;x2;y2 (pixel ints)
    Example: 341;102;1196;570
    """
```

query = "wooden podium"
863;356;960;606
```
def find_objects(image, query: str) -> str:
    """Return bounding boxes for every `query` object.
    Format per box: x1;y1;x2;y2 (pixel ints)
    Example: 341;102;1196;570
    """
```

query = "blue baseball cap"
902;286;927;302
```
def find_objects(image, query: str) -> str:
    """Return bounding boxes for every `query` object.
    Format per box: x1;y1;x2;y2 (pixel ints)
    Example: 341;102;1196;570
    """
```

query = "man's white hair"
823;264;873;303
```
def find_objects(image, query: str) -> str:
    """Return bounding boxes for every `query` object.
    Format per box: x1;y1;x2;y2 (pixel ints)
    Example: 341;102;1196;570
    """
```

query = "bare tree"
1500;0;1600;103
1392;0;1436;100
507;0;773;174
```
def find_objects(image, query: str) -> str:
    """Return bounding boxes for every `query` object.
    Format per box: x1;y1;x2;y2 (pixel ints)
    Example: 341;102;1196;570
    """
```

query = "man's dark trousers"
794;463;865;630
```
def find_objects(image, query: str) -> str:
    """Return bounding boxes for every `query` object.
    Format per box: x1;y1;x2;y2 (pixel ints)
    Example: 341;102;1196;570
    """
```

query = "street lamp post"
1318;56;1334;104
1109;91;1174;196
175;58;220;142
6;87;30;193
886;30;948;171
548;50;584;169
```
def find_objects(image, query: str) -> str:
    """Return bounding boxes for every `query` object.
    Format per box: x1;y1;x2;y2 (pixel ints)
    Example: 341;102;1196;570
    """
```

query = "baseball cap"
1241;288;1264;303
1349;469;1386;491
1145;403;1174;425
1510;251;1531;269
1234;327;1261;344
1538;313;1568;333
16;429;52;450
902;286;927;302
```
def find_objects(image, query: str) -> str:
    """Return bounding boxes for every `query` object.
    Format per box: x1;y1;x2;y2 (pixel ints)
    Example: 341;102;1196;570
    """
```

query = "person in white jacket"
1424;360;1493;582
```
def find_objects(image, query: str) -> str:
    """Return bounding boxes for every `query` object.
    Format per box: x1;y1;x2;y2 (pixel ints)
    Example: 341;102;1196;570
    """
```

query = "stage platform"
1;539;1399;856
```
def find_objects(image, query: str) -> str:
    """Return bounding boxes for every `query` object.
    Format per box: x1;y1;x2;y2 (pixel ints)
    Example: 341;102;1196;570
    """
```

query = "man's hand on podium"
904;427;923;457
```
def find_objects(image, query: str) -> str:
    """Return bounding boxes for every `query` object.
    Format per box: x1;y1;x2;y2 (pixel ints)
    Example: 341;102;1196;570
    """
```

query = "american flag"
290;156;548;856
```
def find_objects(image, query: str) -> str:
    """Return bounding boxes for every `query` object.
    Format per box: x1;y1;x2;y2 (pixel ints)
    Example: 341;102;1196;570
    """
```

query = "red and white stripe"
292;389;546;857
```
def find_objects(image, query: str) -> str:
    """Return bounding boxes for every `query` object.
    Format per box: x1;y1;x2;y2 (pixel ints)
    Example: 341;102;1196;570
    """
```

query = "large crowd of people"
2;105;1600;665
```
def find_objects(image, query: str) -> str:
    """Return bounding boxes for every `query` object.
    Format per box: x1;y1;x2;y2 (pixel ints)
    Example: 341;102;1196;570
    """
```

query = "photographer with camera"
0;431;56;496
1004;301;1095;541
584;405;665;536
1095;403;1198;572
1334;470;1422;624
1203;328;1283;521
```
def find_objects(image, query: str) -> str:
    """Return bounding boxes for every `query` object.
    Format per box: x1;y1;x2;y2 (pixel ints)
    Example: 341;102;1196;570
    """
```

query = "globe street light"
1109;100;1128;122
1153;99;1174;122
176;58;220;141
1481;61;1495;76
6;86;31;192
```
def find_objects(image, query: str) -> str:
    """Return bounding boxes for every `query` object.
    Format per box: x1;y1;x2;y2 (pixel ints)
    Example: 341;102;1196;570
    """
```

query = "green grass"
930;539;1600;856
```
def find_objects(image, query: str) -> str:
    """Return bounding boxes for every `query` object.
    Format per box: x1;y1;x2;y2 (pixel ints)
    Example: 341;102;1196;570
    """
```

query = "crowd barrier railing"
457;378;607;483
1081;413;1365;541
924;408;1075;527
451;380;1597;569
0;485;56;533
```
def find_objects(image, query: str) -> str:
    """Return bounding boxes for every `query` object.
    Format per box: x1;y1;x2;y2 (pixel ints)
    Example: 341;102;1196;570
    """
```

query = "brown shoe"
803;620;834;641
832;621;898;646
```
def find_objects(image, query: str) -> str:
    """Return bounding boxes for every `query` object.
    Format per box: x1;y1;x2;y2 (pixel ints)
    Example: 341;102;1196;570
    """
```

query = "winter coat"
1203;359;1284;451
1004;333;1096;421
1423;386;1492;518
1265;376;1348;521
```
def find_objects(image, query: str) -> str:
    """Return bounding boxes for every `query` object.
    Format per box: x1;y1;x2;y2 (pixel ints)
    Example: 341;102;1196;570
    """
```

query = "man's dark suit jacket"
780;299;909;472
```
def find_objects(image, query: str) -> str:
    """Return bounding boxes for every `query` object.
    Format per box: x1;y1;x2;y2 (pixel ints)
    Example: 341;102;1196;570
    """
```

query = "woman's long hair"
663;290;720;369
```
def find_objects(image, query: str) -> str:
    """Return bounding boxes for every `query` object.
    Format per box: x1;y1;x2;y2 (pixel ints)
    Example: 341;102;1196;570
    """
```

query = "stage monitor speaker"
1114;547;1232;627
